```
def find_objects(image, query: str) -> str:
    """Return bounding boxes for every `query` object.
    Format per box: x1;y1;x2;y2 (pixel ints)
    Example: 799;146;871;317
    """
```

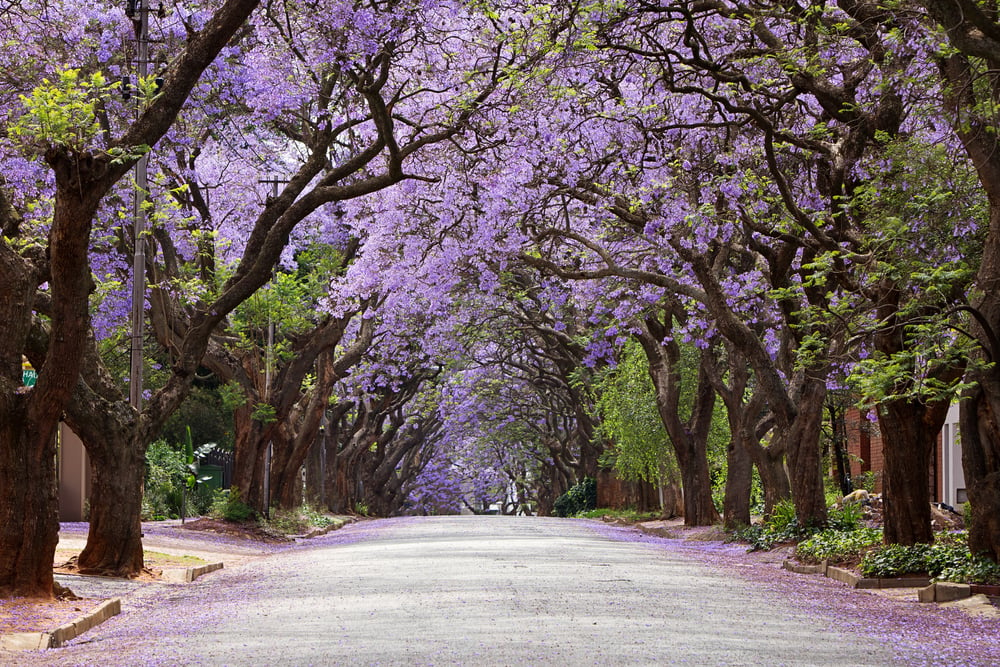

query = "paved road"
10;516;994;665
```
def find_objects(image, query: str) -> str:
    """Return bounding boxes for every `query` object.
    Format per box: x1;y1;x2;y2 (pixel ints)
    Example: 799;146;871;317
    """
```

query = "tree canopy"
4;0;1000;596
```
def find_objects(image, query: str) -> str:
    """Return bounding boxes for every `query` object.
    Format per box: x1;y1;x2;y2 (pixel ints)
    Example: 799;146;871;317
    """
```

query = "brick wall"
844;407;884;493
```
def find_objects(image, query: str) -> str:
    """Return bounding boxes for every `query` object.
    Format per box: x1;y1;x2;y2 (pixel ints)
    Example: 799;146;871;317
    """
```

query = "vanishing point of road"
12;516;1000;666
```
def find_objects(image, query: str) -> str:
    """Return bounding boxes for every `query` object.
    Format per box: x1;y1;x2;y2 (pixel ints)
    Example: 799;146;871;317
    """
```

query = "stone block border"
918;581;972;603
0;598;121;651
782;560;931;589
161;561;224;583
292;516;357;539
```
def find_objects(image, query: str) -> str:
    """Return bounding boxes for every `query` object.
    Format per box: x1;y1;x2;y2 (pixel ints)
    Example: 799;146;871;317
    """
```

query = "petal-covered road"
11;516;1000;666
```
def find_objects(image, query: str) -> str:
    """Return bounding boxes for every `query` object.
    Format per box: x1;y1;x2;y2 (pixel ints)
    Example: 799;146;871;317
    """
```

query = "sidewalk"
1;516;356;650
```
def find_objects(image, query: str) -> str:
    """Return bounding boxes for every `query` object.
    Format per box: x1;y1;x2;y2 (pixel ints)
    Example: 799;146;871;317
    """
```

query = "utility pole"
128;0;150;412
258;176;286;518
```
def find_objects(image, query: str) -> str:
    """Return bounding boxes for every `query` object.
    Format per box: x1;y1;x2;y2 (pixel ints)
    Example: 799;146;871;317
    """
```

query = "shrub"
937;556;1000;585
266;507;310;535
795;527;883;565
579;507;659;522
301;504;336;529
826;503;864;532
737;499;806;551
553;477;597;517
210;488;255;523
853;471;878;493
143;440;187;520
860;533;994;579
767;499;798;533
261;504;336;535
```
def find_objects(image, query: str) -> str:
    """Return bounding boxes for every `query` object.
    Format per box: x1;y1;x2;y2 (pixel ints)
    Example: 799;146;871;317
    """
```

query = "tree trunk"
0;409;59;598
0;250;58;598
1;161;102;597
934;50;1000;563
231;407;270;514
328;447;365;514
78;435;145;575
960;378;1000;561
957;199;1000;560
722;435;753;530
269;428;301;510
677;441;719;525
750;442;790;516
776;376;828;528
636;317;720;526
878;397;953;546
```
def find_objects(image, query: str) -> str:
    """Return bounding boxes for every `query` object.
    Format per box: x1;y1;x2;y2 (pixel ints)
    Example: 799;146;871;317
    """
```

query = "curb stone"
161;561;224;583
782;561;932;589
291;516;357;540
918;581;971;603
0;598;121;651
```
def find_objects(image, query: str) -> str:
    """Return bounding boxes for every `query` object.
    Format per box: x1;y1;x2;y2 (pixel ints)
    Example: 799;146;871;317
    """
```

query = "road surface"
11;516;999;665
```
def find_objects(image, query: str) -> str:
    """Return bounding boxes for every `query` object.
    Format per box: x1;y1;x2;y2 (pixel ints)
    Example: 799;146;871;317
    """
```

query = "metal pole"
261;177;280;519
263;316;273;519
319;422;327;508
129;0;149;412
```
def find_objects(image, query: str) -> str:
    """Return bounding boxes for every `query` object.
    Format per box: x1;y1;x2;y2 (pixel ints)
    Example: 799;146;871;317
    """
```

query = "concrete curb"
291;516;357;540
0;598;121;650
782;560;826;575
161;561;224;583
918;581;971;602
782;561;931;589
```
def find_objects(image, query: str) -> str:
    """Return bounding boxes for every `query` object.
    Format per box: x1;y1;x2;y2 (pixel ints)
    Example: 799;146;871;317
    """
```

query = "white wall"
940;403;966;508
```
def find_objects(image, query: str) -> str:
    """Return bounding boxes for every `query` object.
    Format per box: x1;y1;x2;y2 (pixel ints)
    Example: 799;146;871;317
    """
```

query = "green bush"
853;471;878;493
210;488;255;523
857;532;1000;582
144;440;217;519
826;503;864;532
737;499;807;551
301;504;336;529
261;504;336;535
937;555;1000;585
553;477;597;517
861;543;931;577
266;507;310;534
795;527;883;565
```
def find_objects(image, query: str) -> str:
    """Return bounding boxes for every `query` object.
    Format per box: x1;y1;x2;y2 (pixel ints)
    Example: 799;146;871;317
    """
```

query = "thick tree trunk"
269;429;300;510
78;436;145;575
304;430;326;507
0;249;58;598
750;443;790;516
961;378;1000;561
722;435;753;530
535;463;569;516
328;447;365;514
1;163;101;597
0;409;59;598
574;405;600;480
636;319;720;526
935;52;1000;563
958;201;1000;560
231;407;270;514
878;397;953;546
775;377;828;528
677;441;720;526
